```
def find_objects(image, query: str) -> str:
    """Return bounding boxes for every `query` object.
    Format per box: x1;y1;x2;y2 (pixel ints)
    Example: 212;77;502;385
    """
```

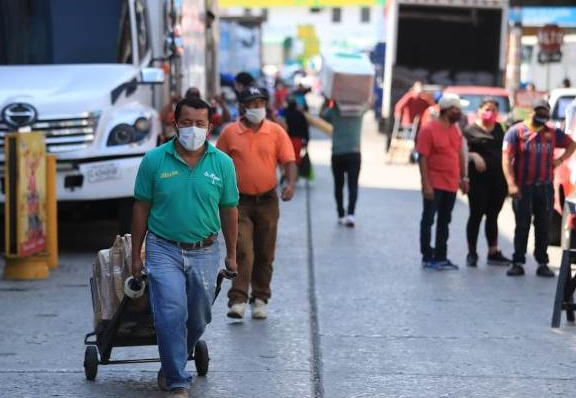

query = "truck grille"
0;113;99;154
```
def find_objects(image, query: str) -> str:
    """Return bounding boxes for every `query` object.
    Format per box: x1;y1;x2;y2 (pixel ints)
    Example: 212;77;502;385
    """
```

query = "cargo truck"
381;0;510;136
0;0;218;233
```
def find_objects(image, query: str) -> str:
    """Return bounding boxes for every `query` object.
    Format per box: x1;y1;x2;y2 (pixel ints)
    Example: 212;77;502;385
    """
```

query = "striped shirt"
502;122;572;186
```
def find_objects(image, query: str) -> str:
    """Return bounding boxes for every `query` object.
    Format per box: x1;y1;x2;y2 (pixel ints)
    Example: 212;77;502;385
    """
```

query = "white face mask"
244;107;266;124
178;126;207;151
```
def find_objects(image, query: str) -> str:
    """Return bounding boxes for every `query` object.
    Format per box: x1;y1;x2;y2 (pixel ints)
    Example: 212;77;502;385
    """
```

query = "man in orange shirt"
216;87;297;320
394;81;434;130
417;93;469;270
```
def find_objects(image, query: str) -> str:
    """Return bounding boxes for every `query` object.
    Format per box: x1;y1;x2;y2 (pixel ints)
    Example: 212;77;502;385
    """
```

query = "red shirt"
416;120;463;192
394;92;434;126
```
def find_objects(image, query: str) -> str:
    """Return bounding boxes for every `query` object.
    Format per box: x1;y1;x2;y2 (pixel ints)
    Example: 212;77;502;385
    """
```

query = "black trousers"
331;152;361;218
420;189;457;262
512;183;553;265
466;176;507;254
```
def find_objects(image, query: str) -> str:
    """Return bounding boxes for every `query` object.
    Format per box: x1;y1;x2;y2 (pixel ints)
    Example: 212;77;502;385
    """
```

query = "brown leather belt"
158;234;217;250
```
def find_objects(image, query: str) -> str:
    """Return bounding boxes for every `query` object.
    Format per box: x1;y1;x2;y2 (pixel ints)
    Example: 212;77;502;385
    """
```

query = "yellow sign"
4;132;47;257
220;0;385;7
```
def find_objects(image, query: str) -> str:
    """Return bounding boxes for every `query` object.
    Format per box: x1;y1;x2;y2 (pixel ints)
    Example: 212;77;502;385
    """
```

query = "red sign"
538;24;564;54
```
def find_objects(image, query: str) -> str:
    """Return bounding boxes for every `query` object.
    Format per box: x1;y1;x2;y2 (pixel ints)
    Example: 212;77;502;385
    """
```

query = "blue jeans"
145;232;220;390
420;189;457;262
512;183;553;265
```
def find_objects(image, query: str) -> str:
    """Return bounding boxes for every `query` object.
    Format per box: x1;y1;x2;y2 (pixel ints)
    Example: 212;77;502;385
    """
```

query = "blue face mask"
178;126;207;151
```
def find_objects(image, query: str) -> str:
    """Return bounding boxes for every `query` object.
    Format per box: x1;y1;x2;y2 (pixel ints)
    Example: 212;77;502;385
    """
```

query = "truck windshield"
0;0;128;65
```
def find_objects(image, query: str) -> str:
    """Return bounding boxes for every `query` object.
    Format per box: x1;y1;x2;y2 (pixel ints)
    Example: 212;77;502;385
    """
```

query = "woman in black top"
464;97;511;267
284;96;310;166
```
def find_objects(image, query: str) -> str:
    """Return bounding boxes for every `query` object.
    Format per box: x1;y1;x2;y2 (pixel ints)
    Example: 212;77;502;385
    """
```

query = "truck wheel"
117;198;133;235
549;210;562;246
561;202;576;250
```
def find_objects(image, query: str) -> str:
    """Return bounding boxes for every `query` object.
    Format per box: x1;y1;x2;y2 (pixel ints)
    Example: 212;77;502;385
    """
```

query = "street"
1;114;576;397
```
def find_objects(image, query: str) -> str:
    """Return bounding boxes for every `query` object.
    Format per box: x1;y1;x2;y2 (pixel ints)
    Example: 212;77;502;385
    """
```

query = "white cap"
438;93;470;110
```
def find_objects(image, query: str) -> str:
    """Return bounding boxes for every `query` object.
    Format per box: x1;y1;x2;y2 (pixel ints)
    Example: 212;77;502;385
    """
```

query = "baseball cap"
531;98;550;111
437;93;470;110
238;86;267;103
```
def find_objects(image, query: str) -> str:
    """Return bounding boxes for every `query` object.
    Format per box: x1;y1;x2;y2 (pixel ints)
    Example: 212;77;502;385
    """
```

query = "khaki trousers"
228;190;279;306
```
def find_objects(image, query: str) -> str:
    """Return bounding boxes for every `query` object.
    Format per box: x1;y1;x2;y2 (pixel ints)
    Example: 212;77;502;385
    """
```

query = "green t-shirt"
134;139;239;243
321;106;365;155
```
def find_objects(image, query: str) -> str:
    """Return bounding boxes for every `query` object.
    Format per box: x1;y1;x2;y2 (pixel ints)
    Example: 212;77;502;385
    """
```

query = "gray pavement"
1;114;576;397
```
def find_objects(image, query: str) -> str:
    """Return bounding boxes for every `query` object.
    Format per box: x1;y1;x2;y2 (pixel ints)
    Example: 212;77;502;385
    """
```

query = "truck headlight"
107;124;135;146
107;117;152;146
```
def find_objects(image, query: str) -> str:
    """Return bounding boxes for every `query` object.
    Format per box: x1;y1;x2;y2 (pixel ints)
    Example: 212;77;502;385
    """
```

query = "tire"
194;340;209;376
84;345;99;381
549;209;562;246
561;201;576;250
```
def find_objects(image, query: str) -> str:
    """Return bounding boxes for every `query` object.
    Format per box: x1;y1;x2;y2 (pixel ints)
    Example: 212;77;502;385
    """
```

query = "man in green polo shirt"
131;96;239;397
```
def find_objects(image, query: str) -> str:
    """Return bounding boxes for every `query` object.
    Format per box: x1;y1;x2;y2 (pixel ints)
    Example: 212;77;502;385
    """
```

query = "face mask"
480;110;497;124
245;107;266;124
532;115;549;127
178;126;207;151
448;112;461;124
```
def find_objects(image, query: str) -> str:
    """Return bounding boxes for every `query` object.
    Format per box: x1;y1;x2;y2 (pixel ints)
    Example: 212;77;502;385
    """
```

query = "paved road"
1;115;575;397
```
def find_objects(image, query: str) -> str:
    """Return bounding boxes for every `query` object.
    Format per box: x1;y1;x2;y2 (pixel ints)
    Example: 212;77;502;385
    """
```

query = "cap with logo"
239;87;267;103
437;93;470;110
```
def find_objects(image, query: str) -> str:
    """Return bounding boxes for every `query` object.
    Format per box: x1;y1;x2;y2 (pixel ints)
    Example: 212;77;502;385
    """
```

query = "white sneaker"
345;215;355;227
338;217;346;225
251;299;267;319
227;303;246;319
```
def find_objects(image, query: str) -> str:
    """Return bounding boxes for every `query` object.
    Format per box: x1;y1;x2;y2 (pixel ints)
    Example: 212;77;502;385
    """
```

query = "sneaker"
171;388;189;397
536;264;555;278
506;263;525;276
227;303;246;319
345;215;355;228
251;298;267;319
487;250;512;266
157;370;168;391
466;253;478;267
422;259;459;271
436;259;459;270
338;217;346;225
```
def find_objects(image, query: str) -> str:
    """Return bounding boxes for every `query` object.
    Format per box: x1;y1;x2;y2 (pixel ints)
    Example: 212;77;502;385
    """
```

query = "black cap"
238;86;266;103
532;98;550;111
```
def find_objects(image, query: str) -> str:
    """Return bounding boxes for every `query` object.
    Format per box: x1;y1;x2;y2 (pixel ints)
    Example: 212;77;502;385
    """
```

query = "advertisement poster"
16;132;47;256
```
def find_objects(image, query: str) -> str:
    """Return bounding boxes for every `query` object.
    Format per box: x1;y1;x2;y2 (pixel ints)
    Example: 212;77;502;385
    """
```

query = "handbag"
298;149;314;180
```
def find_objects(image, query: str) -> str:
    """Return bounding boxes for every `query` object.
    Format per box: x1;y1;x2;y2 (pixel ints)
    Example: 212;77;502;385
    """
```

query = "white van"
0;0;214;231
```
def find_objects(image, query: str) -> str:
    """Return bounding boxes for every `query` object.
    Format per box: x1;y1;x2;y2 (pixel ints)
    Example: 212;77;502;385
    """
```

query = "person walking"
216;86;297;320
502;98;576;277
131;96;239;396
417;93;470;270
284;96;310;167
320;98;366;227
464;97;511;267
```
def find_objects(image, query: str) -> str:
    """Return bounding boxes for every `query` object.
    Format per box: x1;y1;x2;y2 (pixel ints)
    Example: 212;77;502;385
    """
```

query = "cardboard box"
321;52;374;104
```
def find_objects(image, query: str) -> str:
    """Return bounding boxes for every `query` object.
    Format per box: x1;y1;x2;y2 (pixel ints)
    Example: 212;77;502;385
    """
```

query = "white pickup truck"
0;0;214;232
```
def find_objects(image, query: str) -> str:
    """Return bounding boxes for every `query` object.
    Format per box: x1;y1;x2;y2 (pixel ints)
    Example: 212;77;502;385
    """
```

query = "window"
361;7;370;23
117;3;133;64
135;0;150;61
332;7;341;23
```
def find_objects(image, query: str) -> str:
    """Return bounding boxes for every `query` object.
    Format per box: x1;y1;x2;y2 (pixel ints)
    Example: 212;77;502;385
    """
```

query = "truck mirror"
140;68;165;85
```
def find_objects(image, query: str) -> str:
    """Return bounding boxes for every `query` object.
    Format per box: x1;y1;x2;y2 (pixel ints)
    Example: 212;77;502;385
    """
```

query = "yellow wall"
220;0;385;7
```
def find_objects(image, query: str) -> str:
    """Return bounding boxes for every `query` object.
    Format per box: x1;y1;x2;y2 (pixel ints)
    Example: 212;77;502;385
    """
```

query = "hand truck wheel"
84;345;99;381
193;340;209;376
